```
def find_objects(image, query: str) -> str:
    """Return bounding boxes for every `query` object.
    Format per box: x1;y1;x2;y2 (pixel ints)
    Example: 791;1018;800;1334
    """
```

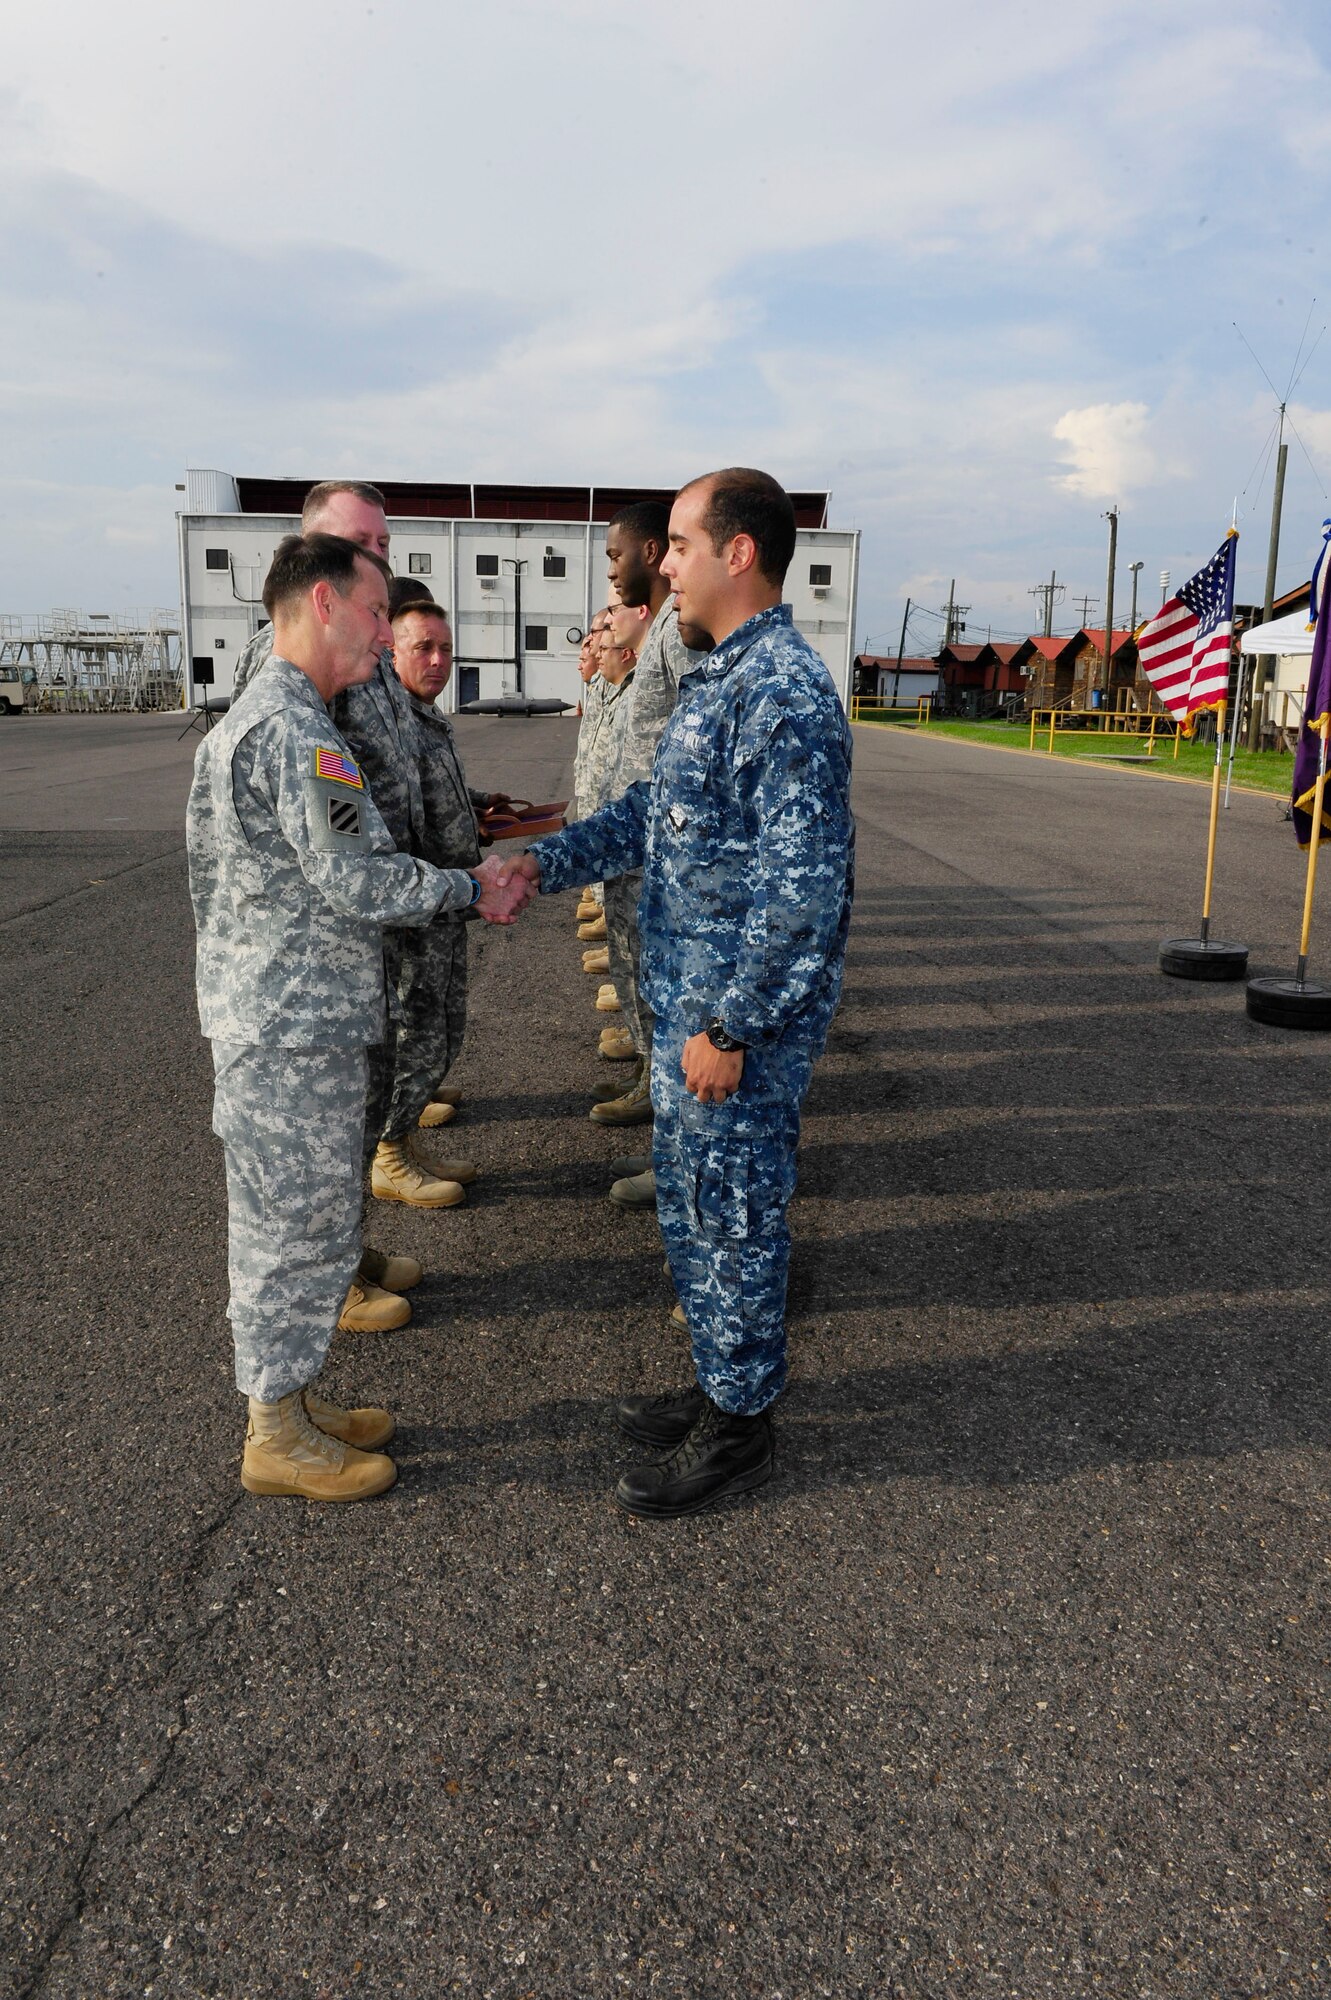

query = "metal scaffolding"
0;611;183;712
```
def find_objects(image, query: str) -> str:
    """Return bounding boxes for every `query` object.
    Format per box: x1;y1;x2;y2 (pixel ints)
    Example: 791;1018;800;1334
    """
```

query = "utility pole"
1029;569;1064;638
942;579;971;645
1248;425;1289;749
1074;594;1098;627
1128;561;1143;634
893;596;911;706
1100;507;1118;705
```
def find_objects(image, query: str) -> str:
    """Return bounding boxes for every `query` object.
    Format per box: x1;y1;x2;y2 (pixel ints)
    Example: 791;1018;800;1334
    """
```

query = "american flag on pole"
1136;532;1237;732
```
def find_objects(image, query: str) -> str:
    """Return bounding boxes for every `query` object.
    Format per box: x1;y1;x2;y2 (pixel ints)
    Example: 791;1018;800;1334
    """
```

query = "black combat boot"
614;1383;707;1448
615;1398;774;1518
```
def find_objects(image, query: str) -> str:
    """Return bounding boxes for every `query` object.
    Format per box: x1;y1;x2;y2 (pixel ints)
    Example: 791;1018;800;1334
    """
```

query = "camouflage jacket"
407;696;483;874
187;657;473;1048
605;599;704;799
577;669;635;818
233;627;425;853
570;674;607;821
530;605;854;1058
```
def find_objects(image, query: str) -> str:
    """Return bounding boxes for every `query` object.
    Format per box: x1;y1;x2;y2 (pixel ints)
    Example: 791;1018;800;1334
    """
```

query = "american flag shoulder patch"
313;746;363;789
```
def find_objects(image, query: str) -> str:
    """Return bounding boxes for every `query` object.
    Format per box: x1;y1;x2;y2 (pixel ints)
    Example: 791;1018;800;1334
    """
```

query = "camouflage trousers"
604;870;654;1058
650;1027;814;1415
365;916;469;1157
211;1042;367;1402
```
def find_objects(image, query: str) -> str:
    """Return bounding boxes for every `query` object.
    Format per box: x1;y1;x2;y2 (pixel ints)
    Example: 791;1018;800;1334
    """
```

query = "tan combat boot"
411;1138;477;1185
358;1246;423;1293
593;1057;642;1102
338;1277;411;1333
596;985;621;1013
589;1069;654;1126
575;895;599;923
577;913;607;941
431;1083;463;1108
241;1390;397;1500
372;1137;466;1208
599;1025;638;1060
582;946;610;974
304;1383;396;1451
418;1100;457;1128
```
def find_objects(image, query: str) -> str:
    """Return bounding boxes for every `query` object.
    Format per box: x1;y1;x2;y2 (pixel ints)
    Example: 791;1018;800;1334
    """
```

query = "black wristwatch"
705;1017;748;1053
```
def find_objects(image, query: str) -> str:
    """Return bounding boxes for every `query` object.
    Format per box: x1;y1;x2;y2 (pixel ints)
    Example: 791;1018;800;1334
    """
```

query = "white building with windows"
176;470;860;711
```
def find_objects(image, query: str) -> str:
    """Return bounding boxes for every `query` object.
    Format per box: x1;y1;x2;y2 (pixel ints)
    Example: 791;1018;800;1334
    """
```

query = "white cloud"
1052;403;1171;500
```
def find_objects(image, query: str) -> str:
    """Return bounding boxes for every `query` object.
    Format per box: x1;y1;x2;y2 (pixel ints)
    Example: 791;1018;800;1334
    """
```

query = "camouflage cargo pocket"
689;1135;753;1241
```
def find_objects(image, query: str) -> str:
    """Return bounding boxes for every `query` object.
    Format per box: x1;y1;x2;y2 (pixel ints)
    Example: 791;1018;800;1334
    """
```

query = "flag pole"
1157;528;1248;981
1198;702;1226;945
1295;714;1331;985
1224;655;1246;809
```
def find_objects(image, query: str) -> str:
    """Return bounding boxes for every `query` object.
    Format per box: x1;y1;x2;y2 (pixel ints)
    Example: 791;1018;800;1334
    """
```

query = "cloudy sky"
4;0;1331;648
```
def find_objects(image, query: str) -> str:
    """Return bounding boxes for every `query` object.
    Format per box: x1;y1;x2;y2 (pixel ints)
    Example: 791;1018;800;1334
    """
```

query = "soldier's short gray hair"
301;481;387;528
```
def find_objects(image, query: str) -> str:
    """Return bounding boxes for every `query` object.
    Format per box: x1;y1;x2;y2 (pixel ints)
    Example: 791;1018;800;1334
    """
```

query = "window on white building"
809;563;832;587
408;553;432;575
524;625;549;652
205;549;229;571
543;554;566;578
476;554;499;577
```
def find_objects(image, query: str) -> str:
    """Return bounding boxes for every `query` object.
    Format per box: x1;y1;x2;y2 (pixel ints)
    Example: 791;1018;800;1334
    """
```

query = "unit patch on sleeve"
313;746;364;788
328;795;363;837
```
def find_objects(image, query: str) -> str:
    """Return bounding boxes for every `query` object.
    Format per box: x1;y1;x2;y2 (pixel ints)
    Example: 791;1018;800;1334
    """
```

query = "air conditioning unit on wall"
479;578;497;591
812;585;830;600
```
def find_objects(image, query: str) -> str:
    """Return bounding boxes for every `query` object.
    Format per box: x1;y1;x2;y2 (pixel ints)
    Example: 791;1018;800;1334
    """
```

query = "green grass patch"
855;714;1295;798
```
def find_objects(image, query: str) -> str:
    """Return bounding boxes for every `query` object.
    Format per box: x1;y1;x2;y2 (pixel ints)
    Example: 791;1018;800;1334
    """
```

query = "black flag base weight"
1158;937;1249;980
1246;975;1331;1029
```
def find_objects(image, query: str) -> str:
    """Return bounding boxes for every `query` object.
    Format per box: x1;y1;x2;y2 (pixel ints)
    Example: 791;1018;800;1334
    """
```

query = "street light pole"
1128;561;1143;634
502;557;527;695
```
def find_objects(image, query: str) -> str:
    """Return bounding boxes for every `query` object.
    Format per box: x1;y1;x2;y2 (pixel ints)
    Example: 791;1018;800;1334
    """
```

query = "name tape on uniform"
313;747;364;789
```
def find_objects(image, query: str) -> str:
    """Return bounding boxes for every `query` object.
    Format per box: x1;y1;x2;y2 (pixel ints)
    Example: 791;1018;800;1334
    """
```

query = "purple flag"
1292;555;1331;847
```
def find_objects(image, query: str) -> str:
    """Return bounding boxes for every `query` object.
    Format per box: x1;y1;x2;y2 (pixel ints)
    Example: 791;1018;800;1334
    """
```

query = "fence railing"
850;695;933;726
1027;706;1180;755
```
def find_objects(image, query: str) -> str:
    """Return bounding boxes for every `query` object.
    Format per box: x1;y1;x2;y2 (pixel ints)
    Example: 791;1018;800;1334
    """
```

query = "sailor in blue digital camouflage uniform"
188;533;523;1503
505;468;854;1517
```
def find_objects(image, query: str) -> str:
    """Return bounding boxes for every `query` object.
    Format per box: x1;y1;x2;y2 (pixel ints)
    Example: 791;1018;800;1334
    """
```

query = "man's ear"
728;533;758;579
310;578;337;628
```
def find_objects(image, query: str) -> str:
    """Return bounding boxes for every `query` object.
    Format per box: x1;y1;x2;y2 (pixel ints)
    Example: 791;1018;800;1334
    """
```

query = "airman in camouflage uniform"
517;470;854;1517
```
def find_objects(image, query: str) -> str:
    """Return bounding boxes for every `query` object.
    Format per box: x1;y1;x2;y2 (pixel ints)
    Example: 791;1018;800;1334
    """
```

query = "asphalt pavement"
1;715;1328;1999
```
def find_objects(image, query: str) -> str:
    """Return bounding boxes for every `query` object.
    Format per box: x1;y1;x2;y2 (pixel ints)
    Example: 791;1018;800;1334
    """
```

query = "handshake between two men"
468;849;743;1108
469;848;541;926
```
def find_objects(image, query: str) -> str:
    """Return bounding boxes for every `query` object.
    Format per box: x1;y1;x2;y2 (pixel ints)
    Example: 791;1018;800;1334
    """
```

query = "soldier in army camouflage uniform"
594;505;707;1139
569;614;610;827
188;534;524;1502
506;470;854;1519
371;600;495;1191
231;483;506;1317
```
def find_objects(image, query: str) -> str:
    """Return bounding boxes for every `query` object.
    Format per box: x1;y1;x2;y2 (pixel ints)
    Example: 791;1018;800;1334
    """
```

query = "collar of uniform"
700;603;794;678
604;667;636;702
268;655;334;712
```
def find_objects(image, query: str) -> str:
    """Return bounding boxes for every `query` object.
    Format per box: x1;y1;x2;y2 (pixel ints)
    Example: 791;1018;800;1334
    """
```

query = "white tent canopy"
1239;609;1315;656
